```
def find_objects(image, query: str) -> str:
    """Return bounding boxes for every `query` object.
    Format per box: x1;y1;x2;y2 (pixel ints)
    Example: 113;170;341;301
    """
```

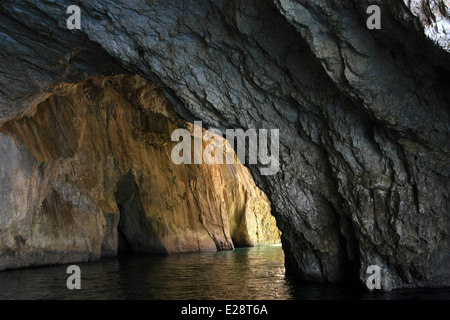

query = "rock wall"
0;74;280;270
0;0;448;290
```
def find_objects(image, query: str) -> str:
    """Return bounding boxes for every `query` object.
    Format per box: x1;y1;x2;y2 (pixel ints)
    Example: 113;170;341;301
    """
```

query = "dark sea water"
0;245;449;300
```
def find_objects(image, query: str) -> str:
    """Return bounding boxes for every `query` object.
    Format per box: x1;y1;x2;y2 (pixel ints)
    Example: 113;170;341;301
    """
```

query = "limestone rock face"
0;74;280;270
0;0;449;290
403;0;450;51
227;180;281;247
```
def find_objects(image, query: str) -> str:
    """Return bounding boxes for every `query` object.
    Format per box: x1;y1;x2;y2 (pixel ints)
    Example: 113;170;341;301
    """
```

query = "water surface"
0;245;448;300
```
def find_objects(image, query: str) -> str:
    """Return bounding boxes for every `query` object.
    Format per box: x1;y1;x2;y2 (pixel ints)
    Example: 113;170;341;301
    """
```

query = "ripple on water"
0;245;448;300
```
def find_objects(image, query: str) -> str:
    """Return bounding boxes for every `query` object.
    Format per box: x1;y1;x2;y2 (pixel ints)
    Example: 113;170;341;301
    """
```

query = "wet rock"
0;0;448;289
0;75;280;270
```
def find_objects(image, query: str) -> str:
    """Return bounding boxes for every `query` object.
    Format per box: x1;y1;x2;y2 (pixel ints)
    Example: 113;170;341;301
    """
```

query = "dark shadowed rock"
0;0;448;290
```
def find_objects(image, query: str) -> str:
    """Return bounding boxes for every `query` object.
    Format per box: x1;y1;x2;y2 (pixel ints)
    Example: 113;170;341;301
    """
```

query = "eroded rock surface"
0;0;448;290
0;74;280;269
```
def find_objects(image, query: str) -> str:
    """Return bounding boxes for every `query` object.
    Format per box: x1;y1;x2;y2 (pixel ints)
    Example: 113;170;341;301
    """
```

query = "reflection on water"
0;245;448;300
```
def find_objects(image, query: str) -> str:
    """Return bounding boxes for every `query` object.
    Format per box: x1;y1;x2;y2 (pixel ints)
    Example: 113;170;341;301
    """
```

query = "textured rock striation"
0;0;449;290
0;74;280;269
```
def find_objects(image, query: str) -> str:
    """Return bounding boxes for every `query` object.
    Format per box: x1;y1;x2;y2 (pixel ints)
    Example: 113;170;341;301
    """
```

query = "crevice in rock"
117;210;134;256
114;170;167;255
0;0;448;290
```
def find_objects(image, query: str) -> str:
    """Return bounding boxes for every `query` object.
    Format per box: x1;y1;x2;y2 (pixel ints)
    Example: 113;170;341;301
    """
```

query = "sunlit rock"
0;75;280;270
0;0;448;290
